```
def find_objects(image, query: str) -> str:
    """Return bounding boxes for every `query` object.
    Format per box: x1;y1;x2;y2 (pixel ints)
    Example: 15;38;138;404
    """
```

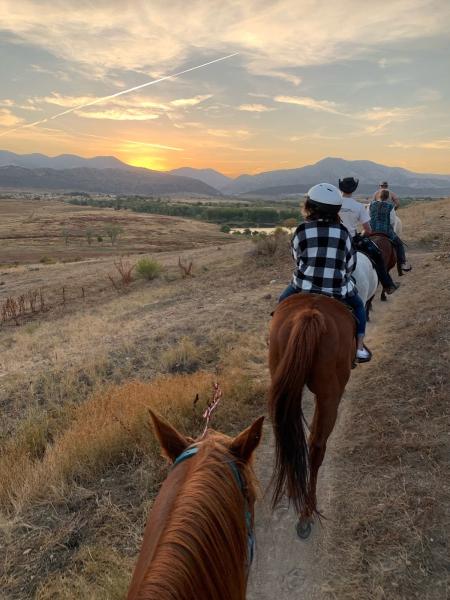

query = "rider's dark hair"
380;189;390;201
303;198;340;223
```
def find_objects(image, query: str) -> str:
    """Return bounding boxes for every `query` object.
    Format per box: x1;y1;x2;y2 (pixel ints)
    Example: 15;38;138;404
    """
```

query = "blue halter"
172;445;255;565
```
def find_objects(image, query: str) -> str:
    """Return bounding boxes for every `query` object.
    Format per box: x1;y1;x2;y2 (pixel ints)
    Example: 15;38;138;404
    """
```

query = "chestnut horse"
369;232;402;301
127;410;264;600
269;293;355;538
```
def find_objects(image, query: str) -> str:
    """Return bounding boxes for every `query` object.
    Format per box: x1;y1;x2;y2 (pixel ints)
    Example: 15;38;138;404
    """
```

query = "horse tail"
269;308;326;516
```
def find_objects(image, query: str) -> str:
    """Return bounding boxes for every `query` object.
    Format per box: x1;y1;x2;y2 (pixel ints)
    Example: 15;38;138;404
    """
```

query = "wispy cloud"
171;94;212;107
378;57;412;69
0;109;24;127
207;129;250;138
358;106;422;122
388;139;450;150
75;109;160;121
274;95;346;115
238;103;275;112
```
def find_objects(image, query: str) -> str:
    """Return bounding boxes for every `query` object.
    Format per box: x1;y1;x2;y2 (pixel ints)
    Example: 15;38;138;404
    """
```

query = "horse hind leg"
297;393;340;539
366;296;374;321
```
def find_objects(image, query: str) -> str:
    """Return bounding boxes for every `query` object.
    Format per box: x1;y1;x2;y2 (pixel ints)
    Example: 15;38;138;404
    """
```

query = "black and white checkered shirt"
291;220;356;299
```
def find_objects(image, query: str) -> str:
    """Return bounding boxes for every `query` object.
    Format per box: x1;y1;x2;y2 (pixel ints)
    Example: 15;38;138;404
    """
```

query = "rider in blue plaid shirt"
279;183;371;362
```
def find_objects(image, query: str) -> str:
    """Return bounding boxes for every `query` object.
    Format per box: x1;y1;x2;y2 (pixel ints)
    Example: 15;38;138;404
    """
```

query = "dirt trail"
247;263;404;599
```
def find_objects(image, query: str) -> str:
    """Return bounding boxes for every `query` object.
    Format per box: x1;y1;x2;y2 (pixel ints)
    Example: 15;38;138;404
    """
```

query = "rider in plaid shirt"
279;183;371;362
291;220;356;298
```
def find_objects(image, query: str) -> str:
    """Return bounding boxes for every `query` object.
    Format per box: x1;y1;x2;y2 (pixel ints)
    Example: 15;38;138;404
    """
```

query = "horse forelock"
135;438;254;600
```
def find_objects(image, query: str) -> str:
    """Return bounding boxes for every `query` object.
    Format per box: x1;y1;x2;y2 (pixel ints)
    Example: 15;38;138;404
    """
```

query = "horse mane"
136;439;254;600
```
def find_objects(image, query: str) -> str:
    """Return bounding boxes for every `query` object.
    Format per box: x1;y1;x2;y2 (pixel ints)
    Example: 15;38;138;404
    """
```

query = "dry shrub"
109;257;135;289
0;369;265;514
178;256;194;277
35;545;132;600
160;337;201;373
251;228;290;258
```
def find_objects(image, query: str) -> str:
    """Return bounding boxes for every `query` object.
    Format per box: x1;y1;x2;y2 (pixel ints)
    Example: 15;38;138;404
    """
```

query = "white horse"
353;252;378;320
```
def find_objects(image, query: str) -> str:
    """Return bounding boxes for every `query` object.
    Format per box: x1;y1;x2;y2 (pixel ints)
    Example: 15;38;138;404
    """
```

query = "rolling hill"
0;165;220;196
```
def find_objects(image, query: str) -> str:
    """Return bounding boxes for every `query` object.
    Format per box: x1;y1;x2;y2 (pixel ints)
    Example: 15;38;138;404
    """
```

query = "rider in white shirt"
339;177;398;295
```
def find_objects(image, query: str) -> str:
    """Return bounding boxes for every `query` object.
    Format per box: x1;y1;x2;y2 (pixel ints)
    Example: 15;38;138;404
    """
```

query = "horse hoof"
380;295;387;302
296;520;312;540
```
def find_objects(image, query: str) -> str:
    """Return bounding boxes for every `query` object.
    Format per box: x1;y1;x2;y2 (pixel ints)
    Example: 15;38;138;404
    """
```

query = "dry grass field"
0;196;448;599
0;196;233;265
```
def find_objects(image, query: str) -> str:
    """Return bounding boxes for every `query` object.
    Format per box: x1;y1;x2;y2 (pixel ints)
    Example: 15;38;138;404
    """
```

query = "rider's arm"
392;193;400;209
362;222;372;235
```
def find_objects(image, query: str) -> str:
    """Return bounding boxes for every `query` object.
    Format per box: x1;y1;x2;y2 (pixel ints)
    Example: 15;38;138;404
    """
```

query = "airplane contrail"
0;52;239;138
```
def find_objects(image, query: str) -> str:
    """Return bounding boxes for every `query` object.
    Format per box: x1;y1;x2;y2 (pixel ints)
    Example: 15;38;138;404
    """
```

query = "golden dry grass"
0;329;267;598
0;370;264;514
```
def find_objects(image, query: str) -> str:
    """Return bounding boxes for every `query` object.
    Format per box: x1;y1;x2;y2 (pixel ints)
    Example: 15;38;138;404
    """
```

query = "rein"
171;445;255;567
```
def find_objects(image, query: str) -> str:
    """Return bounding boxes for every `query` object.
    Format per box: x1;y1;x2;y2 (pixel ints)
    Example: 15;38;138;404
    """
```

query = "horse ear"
148;409;190;463
230;416;264;463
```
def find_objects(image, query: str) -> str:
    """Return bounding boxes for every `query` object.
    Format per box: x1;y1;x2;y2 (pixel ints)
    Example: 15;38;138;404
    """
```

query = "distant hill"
223;158;450;196
1;151;450;197
0;166;220;196
169;167;232;192
0;150;129;171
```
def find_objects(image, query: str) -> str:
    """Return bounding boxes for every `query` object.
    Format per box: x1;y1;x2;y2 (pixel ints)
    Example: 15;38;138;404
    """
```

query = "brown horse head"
127;410;264;600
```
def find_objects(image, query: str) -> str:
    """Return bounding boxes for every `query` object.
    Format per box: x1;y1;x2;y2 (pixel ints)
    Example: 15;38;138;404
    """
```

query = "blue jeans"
278;286;366;336
391;234;406;264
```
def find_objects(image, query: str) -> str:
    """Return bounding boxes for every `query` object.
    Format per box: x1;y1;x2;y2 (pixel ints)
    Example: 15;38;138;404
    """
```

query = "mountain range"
1;150;450;197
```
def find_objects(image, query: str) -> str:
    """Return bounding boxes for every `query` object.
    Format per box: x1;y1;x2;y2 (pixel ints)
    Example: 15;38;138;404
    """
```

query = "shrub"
40;256;55;264
136;258;163;281
104;224;123;245
160;338;201;373
252;229;290;256
108;258;135;289
220;224;231;233
283;217;298;228
86;229;94;245
97;236;103;243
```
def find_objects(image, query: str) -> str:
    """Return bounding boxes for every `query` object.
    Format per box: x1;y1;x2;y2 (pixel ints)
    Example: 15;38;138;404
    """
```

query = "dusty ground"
0;197;448;598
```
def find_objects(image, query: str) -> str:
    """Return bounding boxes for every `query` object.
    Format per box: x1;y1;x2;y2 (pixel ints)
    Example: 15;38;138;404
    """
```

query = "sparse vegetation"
62;228;70;245
85;228;94;245
178;256;194;278
109;257;135;289
160;337;201;373
135;257;163;281
40;255;55;264
105;223;123;245
251;228;290;257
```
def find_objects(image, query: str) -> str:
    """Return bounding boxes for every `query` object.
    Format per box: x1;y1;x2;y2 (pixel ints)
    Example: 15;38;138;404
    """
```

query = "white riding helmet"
306;183;343;207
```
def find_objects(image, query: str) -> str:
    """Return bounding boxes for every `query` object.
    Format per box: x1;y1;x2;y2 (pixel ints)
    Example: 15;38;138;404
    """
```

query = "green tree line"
68;197;300;227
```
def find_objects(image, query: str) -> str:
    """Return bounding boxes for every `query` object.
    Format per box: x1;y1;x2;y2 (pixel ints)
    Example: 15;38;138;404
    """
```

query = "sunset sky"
0;0;449;176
